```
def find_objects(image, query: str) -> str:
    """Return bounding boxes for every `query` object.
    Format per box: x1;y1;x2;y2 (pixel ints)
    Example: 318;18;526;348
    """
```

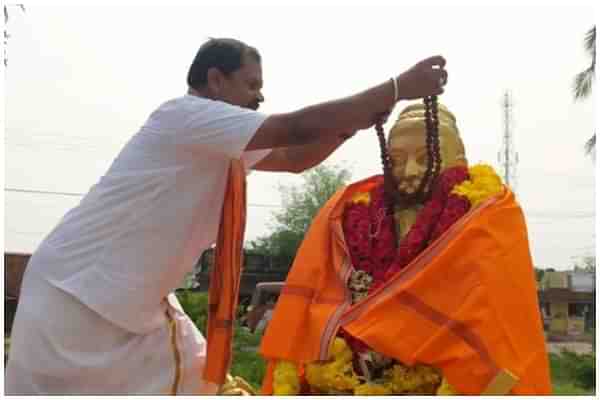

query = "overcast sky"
3;1;597;270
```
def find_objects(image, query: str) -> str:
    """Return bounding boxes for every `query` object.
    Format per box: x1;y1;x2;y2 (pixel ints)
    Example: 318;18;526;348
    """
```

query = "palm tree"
3;4;25;66
573;26;595;157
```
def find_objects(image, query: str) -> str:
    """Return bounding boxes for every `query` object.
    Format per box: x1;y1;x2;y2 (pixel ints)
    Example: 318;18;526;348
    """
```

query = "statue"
258;99;551;395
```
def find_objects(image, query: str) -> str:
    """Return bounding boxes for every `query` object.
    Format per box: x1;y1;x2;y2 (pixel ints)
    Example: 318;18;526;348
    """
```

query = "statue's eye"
390;153;407;166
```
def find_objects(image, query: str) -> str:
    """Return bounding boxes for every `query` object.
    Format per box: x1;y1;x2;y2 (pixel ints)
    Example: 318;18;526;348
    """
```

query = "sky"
2;1;597;270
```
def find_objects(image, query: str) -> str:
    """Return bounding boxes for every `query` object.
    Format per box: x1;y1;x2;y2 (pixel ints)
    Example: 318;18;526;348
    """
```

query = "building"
538;270;595;336
4;252;31;334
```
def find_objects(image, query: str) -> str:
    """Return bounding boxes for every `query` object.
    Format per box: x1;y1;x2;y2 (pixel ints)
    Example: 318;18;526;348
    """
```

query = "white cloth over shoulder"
5;95;270;394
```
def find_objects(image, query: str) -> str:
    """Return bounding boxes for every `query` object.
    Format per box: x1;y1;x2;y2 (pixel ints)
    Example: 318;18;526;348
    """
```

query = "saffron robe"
260;175;551;395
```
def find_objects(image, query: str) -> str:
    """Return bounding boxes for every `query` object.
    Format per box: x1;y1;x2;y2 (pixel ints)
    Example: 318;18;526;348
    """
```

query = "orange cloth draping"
203;159;247;385
260;175;551;395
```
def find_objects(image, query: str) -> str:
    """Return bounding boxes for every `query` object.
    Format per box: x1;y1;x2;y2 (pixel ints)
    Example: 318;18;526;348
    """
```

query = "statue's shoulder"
319;175;384;221
344;174;384;199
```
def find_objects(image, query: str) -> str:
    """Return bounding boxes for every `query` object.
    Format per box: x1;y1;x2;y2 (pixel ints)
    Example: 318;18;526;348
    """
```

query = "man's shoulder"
153;95;261;122
154;94;209;114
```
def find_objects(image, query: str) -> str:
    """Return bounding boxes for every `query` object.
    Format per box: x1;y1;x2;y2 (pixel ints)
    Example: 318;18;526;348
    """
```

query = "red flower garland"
340;166;470;354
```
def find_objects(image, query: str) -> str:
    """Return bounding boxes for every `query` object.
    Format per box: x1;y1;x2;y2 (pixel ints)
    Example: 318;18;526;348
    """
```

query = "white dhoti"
5;271;218;395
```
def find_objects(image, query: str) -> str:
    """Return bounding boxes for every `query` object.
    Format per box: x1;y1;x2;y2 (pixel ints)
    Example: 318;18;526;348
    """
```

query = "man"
5;38;448;394
259;103;551;395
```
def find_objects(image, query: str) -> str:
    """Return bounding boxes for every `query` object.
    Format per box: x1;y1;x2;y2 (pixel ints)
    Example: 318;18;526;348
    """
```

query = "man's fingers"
440;69;448;84
419;55;446;68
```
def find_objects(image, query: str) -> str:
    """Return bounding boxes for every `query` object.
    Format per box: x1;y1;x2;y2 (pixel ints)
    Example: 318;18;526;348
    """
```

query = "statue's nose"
404;157;424;177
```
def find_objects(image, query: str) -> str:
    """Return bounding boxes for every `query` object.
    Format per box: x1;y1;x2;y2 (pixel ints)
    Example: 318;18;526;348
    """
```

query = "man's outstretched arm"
245;55;447;152
251;132;354;173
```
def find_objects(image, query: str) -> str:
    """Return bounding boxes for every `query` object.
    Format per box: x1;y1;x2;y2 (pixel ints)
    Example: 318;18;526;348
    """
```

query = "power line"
3;188;593;215
4;187;283;208
5;187;84;197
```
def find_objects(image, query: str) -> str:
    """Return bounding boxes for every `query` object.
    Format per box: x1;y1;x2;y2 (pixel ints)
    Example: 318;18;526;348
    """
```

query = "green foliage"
549;350;596;392
250;164;352;269
573;255;596;274
534;268;545;282
572;25;596;157
175;290;209;335
573;26;596;101
231;326;266;388
552;382;592;395
176;290;267;388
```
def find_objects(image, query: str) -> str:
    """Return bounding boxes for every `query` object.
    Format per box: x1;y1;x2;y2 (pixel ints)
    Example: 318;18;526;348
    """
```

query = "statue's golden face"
388;120;466;195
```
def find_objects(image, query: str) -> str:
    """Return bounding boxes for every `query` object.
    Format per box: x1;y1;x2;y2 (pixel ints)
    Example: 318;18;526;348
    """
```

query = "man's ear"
206;67;224;95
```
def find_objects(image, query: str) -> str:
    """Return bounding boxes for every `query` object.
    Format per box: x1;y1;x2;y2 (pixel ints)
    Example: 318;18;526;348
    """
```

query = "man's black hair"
187;38;261;90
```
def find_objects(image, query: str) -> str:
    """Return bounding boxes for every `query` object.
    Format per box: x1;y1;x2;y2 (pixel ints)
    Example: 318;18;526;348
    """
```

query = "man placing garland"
5;37;448;395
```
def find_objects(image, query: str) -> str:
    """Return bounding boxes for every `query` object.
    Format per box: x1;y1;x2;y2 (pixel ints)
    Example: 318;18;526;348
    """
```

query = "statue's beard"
392;175;434;208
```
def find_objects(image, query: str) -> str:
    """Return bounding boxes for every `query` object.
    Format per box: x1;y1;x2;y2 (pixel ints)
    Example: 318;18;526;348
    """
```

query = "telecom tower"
498;91;518;193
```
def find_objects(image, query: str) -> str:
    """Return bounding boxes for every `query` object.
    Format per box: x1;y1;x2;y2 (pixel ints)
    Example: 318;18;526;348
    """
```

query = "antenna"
497;91;518;193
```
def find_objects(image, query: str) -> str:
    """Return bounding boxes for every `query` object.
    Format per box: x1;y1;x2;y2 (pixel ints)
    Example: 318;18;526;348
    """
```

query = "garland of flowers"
451;164;503;207
342;165;471;296
271;164;504;395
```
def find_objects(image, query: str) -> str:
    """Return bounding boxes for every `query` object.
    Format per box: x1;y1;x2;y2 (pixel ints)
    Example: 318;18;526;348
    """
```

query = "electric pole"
498;91;518;192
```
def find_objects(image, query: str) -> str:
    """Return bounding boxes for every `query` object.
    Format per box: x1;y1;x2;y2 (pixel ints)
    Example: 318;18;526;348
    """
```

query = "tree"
249;164;352;270
534;268;546;283
573;255;596;274
572;26;595;157
3;4;25;66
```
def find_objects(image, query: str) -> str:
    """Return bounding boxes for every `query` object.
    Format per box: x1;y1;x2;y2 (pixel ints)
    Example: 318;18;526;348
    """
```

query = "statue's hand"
395;56;448;100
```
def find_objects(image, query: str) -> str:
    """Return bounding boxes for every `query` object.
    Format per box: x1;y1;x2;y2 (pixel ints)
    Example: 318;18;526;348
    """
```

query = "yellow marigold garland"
436;377;459;395
354;382;393;395
304;337;360;393
384;364;442;394
452;164;503;207
273;360;300;395
350;190;371;205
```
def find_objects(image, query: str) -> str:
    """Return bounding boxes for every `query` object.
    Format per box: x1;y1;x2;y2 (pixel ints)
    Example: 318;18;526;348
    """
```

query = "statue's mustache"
397;176;422;190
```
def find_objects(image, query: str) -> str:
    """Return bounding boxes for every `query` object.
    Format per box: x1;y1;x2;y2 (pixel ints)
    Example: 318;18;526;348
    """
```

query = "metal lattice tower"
498;91;518;192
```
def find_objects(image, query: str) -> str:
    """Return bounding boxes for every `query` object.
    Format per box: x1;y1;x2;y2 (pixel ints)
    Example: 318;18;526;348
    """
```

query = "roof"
540;270;595;293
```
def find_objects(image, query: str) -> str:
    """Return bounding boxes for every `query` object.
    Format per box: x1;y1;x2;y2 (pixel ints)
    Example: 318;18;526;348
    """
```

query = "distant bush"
231;326;266;388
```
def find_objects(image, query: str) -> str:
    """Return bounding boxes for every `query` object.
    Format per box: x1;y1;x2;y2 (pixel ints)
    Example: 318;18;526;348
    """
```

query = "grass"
230;327;266;390
175;290;267;390
549;351;595;395
552;383;592;395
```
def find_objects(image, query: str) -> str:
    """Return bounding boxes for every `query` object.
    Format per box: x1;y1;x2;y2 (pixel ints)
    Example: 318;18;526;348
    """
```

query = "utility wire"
4;187;283;208
4;188;594;216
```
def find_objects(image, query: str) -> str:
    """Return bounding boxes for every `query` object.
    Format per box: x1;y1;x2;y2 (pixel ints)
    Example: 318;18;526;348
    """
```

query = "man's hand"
338;131;357;141
396;55;448;100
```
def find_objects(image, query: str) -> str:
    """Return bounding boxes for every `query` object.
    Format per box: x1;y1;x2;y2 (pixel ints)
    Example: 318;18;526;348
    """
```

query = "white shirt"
30;95;270;334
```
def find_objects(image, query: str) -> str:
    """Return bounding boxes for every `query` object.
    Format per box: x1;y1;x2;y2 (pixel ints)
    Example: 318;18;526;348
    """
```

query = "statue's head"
387;103;466;202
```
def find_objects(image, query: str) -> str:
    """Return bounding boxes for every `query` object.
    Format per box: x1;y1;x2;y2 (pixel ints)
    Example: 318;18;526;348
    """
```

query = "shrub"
175;290;268;389
552;382;592;395
175;290;209;335
550;350;596;391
